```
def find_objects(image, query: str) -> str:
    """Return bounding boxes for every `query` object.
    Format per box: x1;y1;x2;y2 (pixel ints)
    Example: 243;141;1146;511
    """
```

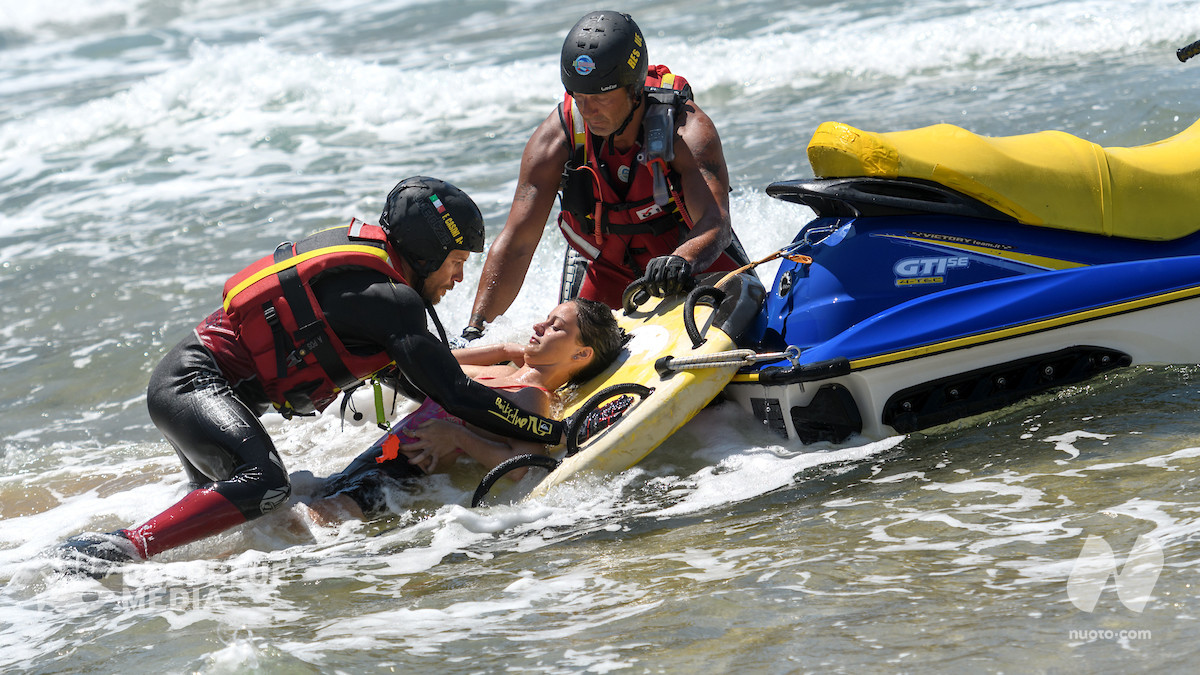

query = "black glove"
643;255;694;296
449;326;482;350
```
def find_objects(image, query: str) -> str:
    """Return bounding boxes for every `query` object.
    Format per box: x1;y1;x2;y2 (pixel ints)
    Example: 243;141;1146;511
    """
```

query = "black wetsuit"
322;428;426;518
146;269;555;520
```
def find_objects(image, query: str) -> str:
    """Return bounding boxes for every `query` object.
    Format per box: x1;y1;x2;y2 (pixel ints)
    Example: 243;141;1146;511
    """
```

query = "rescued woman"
312;297;623;521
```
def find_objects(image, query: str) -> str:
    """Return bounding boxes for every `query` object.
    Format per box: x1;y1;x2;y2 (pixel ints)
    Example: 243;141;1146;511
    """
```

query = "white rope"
659;346;801;371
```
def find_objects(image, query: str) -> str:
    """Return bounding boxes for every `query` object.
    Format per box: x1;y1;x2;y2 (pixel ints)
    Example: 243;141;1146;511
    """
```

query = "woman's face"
524;302;589;367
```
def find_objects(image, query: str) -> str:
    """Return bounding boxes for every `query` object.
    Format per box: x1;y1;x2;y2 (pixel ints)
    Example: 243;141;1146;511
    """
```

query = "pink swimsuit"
373;380;550;464
374;397;464;463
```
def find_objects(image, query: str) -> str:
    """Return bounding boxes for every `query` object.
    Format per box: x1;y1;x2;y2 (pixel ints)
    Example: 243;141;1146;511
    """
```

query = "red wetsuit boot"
118;488;249;559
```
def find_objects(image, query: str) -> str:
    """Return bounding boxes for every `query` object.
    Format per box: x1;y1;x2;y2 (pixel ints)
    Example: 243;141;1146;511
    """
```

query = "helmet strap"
423;299;451;348
607;92;643;146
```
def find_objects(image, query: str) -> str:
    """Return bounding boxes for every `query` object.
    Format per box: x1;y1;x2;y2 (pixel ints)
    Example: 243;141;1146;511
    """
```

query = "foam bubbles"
6;0;1200;670
659;0;1200;91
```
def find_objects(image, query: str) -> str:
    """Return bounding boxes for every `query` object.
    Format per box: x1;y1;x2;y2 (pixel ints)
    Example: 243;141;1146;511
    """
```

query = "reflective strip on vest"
558;219;602;259
571;98;586;149
223;244;390;313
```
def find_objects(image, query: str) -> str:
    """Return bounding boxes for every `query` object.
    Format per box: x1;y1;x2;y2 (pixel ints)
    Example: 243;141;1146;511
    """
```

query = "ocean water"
3;0;1200;672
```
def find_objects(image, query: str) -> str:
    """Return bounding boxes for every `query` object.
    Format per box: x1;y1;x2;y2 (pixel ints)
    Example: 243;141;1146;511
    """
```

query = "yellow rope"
717;246;812;288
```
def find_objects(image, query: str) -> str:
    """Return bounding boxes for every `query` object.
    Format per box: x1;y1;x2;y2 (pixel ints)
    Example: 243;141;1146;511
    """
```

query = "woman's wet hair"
567;297;624;385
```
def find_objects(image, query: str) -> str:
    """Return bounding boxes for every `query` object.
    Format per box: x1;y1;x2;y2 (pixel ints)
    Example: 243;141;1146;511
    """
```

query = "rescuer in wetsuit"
464;11;751;339
60;176;564;570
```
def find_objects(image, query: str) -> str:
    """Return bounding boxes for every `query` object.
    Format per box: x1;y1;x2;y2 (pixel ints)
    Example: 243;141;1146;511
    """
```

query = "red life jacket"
217;219;403;416
557;64;696;264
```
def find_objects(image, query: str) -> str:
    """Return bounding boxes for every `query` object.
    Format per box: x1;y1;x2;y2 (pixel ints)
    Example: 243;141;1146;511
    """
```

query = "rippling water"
3;0;1200;671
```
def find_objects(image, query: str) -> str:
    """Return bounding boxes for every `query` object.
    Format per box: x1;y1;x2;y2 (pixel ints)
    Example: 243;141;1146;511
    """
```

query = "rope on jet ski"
655;346;801;375
681;242;815;348
626;242;813;314
717;242;813;288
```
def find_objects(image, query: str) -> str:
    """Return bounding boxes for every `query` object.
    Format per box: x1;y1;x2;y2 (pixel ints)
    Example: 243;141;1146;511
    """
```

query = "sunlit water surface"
3;0;1200;671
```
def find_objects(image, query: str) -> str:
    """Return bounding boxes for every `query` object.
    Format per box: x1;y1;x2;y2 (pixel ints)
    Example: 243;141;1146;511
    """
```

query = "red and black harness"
221;220;401;416
557;64;695;260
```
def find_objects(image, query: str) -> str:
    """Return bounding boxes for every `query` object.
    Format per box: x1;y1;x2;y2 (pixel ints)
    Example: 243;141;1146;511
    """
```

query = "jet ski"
724;47;1200;444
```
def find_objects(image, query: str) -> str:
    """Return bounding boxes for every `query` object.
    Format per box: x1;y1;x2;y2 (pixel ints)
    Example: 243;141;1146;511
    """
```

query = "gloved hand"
448;326;482;350
643;255;694;296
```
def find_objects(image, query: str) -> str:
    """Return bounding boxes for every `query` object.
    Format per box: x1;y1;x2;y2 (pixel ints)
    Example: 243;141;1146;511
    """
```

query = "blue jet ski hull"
726;178;1200;443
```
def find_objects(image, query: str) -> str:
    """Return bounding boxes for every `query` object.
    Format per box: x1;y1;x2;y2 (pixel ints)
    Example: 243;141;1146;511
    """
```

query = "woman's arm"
451;342;526;367
402;420;548;479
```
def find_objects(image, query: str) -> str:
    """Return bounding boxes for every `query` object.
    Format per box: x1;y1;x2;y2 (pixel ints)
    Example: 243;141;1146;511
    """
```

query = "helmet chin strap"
401;266;449;348
606;92;643;147
424;298;451;348
403;257;450;348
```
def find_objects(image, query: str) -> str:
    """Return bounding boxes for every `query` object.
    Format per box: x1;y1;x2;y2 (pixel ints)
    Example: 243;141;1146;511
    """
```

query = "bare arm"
469;110;572;330
320;272;561;444
452;343;526;368
666;100;733;270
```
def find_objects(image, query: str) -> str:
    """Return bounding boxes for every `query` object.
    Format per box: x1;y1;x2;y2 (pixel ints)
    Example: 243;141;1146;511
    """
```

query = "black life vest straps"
270;242;359;393
262;300;289;380
557;73;694;241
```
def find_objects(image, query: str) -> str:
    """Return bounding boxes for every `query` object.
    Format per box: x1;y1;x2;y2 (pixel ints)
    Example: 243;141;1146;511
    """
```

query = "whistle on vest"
643;88;677;206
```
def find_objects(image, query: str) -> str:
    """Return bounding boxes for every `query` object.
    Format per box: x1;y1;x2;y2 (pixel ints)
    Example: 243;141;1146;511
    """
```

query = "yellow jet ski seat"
807;118;1200;241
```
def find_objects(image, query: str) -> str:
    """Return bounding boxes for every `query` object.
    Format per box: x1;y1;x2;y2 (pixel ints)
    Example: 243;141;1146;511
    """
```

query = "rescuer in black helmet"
465;11;751;338
560;10;647;96
58;176;564;575
380;176;485;296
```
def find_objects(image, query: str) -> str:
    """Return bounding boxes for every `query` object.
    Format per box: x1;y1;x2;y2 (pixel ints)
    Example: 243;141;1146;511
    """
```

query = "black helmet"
560;11;646;95
379;176;484;281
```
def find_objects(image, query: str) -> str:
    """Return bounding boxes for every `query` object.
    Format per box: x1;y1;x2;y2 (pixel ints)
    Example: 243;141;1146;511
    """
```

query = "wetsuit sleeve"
316;271;564;445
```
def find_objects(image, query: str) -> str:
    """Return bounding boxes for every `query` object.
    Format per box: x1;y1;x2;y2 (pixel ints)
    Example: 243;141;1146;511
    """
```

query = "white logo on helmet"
573;55;595;75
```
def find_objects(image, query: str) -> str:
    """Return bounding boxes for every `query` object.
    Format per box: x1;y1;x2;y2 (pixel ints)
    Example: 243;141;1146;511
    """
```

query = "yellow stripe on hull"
729;283;1200;384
